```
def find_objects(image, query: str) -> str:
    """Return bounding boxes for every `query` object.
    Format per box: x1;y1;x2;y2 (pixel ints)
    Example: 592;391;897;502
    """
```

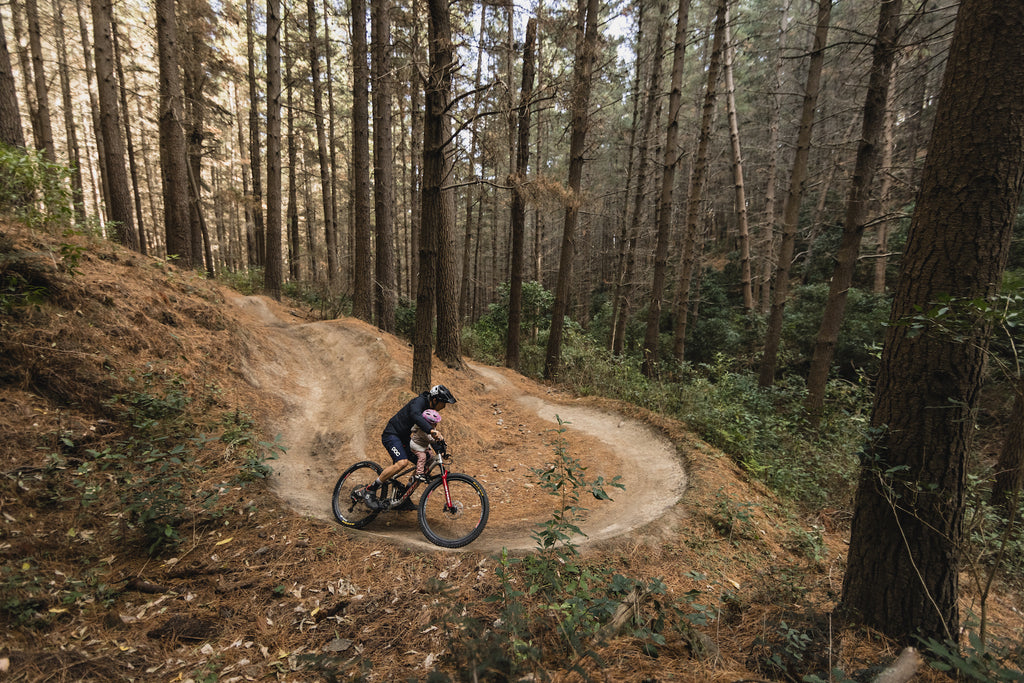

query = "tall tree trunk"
723;6;752;312
804;0;903;426
323;0;339;284
307;0;333;287
505;18;537;372
92;0;138;250
0;10;26;149
872;65;897;295
263;0;282;299
641;0;691;377
286;19;300;281
233;80;255;270
371;0;396;332
671;0;727;363
76;0;108;220
543;0;600;381
246;0;265;267
430;0;462;370
52;0;85;224
616;1;666;358
112;19;146;254
350;0;372;321
457;5;486;324
757;0;832;387
840;0;1024;644
157;0;192;266
25;0;55;161
409;0;423;299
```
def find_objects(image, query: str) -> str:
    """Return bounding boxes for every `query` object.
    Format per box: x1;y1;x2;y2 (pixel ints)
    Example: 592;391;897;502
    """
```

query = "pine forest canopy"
3;0;1024;649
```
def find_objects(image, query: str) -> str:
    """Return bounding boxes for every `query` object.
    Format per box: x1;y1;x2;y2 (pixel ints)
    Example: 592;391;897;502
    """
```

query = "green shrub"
0;143;73;230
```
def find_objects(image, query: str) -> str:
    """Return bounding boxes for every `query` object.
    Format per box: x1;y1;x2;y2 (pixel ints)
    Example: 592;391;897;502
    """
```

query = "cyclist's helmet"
422;409;442;426
428;384;457;404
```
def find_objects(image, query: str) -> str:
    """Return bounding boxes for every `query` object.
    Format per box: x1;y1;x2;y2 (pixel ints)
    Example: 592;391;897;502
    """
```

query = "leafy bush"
0;143;73;230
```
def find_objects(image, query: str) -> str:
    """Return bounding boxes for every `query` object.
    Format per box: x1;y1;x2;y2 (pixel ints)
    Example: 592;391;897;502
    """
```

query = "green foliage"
217;267;265;296
464;280;554;367
0;143;73;230
924;625;1024;682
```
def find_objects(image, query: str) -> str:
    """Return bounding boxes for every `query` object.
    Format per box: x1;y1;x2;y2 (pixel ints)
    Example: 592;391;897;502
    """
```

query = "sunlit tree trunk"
505;18;537;372
544;0;599;381
92;0;138;250
840;0;1024;644
804;0;903;425
758;0;832;387
263;0;282;299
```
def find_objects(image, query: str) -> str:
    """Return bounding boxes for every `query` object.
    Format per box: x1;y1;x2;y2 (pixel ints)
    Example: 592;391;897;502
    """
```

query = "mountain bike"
331;441;490;548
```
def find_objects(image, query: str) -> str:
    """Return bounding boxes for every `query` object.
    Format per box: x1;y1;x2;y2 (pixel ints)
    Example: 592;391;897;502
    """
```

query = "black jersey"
382;392;435;446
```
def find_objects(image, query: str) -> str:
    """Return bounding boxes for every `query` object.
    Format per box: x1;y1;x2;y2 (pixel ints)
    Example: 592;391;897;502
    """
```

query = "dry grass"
1;221;1020;682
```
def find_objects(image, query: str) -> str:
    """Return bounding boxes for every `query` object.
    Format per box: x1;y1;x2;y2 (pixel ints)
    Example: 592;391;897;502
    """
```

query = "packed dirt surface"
227;294;688;552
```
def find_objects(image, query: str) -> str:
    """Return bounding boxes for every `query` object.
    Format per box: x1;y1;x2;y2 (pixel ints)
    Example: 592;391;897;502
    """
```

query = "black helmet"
429;384;457;404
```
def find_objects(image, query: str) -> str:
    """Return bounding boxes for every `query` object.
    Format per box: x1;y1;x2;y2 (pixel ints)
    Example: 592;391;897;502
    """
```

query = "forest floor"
0;221;1021;682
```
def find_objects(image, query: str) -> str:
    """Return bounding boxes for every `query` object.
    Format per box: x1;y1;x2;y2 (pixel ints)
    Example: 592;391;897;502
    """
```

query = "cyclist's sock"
368;479;382;492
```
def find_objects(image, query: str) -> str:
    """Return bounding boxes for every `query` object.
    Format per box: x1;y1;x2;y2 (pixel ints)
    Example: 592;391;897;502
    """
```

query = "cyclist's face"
431;400;447;411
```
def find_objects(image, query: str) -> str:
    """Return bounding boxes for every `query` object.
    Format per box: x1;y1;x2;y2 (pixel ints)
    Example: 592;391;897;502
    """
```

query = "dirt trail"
228;294;687;552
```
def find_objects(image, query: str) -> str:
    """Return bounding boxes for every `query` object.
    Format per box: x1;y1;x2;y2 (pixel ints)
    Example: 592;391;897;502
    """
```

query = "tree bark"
671;0;727;364
112;19;146;254
263;0;282;299
0;10;25;149
350;0;373;321
52;0;82;225
286;19;300;281
429;0;462;370
505;18;537;372
723;7;752;312
457;5;486;325
758;0;832;387
307;0;332;287
543;0;600;381
92;0;138;250
245;0;265;267
157;0;192;266
25;0;55;162
840;0;1024;644
991;379;1024;515
804;0;903;425
371;0;396;332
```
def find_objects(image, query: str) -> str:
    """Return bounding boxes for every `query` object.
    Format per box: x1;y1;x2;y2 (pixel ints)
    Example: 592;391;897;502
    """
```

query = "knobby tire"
417;473;489;548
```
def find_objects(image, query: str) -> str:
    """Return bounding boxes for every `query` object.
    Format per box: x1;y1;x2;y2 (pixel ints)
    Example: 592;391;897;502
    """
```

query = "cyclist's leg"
373;434;414;489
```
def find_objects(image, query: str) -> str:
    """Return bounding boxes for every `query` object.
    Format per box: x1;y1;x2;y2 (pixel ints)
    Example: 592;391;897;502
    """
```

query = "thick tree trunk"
505;18;537;372
92;0;138;250
350;0;373;321
429;0;462;370
157;0;191;265
758;0;832;387
840;0;1024;644
263;0;282;299
804;0;903;425
371;0;396;332
0;10;26;149
543;0;599;381
671;0;727;363
640;0;691;377
246;0;265;267
25;0;55;162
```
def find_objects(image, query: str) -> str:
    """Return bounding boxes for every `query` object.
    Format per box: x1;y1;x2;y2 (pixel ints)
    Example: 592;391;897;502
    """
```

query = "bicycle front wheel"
418;473;489;548
332;461;382;528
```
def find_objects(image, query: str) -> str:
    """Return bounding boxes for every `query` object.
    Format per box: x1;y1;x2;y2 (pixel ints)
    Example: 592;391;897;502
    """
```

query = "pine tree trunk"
263;0;282;299
840;0;1024;643
723;9;752;312
76;0;109;220
0;10;26;149
322;1;339;284
112;20;147;254
246;0;265;267
92;0;138;250
804;0;903;425
350;0;373;321
758;0;832;387
409;0;423;299
371;0;396;332
157;0;192;265
671;0;727;364
505;18;537;372
641;0;690;377
233;80;255;270
308;0;333;287
992;379;1024;516
25;0;55;162
286;21;300;281
457;5;486;325
430;0;462;370
543;0;600;381
52;0;85;224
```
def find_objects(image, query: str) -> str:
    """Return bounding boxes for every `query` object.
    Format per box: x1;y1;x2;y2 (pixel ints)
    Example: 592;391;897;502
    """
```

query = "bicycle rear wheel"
418;473;489;548
332;461;382;528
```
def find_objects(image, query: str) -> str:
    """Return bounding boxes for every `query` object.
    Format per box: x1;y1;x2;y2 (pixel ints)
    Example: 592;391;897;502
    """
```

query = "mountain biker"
362;384;457;510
